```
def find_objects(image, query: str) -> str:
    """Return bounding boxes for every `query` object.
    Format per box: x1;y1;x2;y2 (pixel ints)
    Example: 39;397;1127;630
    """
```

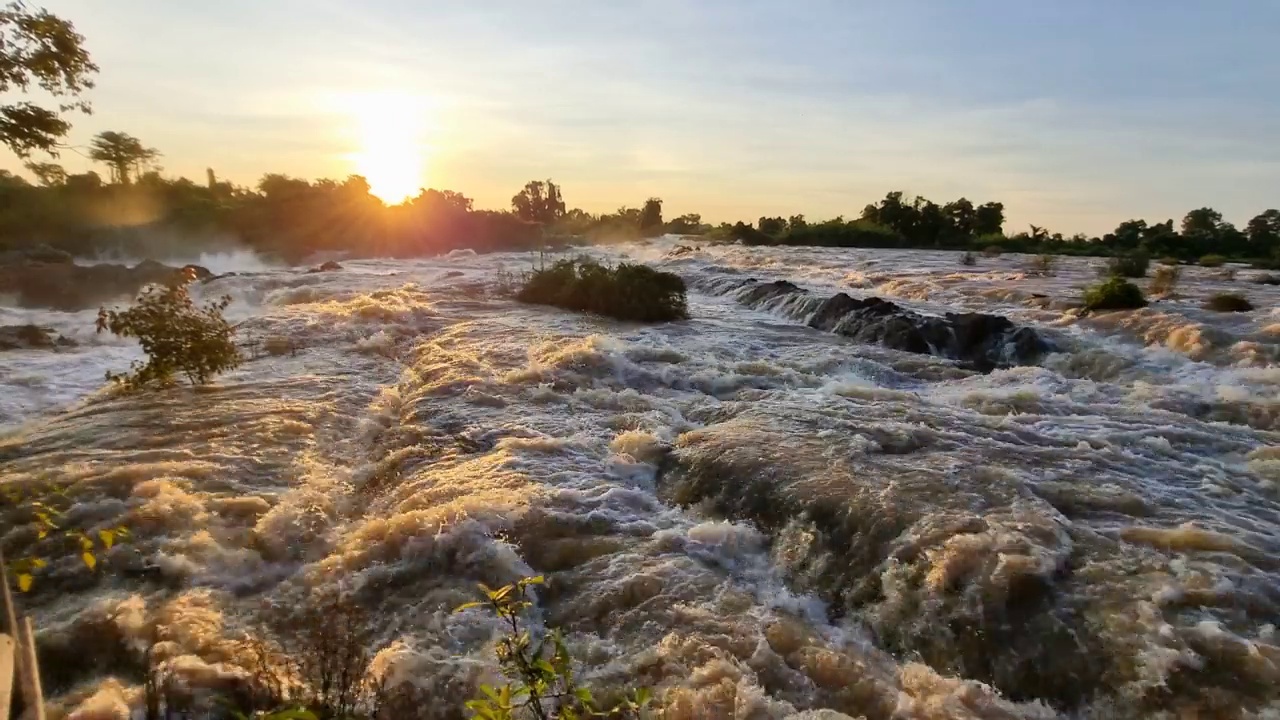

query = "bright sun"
349;92;431;203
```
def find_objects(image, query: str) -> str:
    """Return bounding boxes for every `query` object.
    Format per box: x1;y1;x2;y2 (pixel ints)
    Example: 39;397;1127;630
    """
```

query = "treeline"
4;155;1279;265
705;191;1280;264
0;162;703;262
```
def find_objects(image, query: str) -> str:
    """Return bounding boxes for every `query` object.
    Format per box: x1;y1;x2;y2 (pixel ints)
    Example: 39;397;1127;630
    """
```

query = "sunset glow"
349;92;431;204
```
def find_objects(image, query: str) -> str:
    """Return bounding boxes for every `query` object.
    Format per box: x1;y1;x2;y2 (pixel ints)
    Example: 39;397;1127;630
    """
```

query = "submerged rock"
0;244;74;265
0;324;75;351
726;279;1052;370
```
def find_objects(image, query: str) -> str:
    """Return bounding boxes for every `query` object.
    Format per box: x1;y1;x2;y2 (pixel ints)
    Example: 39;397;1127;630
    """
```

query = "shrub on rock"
1149;265;1181;295
516;259;688;322
1199;254;1226;268
1204;293;1253;312
1103;252;1149;278
1082;277;1147;312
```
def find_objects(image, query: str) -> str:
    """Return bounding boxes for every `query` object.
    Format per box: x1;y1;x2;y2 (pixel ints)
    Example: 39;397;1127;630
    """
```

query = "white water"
2;240;1278;719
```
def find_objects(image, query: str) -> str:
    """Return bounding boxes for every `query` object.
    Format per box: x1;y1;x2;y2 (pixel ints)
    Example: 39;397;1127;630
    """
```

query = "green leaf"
98;529;115;549
82;551;97;570
78;534;94;551
455;601;484;613
30;558;47;569
261;709;318;720
17;573;33;592
522;574;545;586
635;687;652;706
574;687;595;707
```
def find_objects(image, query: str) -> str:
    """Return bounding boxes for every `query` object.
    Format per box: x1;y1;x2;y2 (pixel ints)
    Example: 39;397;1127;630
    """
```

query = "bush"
1204;293;1253;312
516;259;688;322
1200;254;1227;268
959;251;977;266
458;576;651;720
1149;265;1181;295
1103;252;1149;278
1026;254;1058;277
1158;257;1181;266
982;245;1003;258
96;276;242;388
1082;277;1147;312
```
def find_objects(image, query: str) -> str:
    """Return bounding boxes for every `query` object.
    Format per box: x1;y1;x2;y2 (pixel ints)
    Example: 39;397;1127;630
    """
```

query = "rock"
728;280;1052;370
0;244;74;265
443;270;464;278
0;324;75;351
667;244;696;257
180;264;213;281
0;256;196;311
307;260;344;273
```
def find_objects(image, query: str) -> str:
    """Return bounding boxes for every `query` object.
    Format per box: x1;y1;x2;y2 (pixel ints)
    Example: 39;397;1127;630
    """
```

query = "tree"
511;179;565;225
788;214;807;232
973;201;1005;236
943;198;976;237
665;212;702;234
89;131;160;184
1181;207;1223;236
757;216;786;237
23;160;64;186
0;3;97;157
639;197;663;236
1246;209;1280;256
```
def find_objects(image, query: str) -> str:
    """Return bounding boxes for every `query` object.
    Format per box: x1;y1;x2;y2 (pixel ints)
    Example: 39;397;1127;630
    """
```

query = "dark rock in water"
307;260;344;273
0;324;75;351
738;279;805;306
723;279;1052;370
667;244;696;258
0;255;198;311
443;270;465;278
0;244;74;264
202;271;240;284
180;264;213;281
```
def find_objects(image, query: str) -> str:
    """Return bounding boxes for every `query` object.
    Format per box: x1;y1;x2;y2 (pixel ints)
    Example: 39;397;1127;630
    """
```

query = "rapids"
2;239;1278;719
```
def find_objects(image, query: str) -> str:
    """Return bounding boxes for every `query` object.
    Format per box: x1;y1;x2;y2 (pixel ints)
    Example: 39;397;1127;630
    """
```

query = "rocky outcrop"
725;278;1052;370
0;256;209;311
0;324;75;351
307;260;344;273
0;244;74;265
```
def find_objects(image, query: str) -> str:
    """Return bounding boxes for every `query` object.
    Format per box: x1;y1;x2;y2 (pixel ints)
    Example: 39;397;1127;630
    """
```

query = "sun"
348;92;431;203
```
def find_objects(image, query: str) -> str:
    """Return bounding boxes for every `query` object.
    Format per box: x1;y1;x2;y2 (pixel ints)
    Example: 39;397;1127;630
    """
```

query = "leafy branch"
457;576;652;720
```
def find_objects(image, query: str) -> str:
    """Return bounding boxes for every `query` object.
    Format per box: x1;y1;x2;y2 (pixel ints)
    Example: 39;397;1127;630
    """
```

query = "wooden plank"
0;633;13;720
18;618;43;720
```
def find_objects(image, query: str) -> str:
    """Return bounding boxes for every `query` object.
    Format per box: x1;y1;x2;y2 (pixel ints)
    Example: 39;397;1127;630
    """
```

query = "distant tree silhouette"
639;197;664;236
0;3;97;156
512;179;566;224
757;216;786;237
89;131;160;184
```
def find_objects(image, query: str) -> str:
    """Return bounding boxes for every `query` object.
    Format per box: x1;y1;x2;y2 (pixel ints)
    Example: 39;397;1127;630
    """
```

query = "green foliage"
959;251;977;266
1026;254;1058;277
1102;252;1149;278
1082;277;1147;312
0;2;97;156
96;276;242;388
1199;254;1227;268
1204;293;1253;312
2;480;131;591
1149;265;1181;295
458;577;652;720
516;259;688;322
1158;256;1181;266
982;244;1003;258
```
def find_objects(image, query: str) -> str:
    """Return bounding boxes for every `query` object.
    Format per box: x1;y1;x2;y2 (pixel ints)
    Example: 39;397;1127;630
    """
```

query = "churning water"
2;240;1279;719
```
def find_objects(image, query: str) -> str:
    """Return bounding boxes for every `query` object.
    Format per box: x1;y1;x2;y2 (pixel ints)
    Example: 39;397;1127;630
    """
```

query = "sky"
3;0;1279;235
